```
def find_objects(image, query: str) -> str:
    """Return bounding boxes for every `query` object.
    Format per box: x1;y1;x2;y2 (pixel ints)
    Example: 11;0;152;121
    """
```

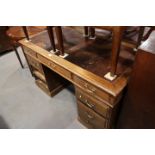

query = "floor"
0;48;85;129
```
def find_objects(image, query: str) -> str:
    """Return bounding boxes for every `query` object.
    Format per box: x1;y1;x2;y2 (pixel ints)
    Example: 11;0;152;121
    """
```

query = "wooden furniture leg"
135;26;145;50
142;27;155;41
13;46;24;68
47;26;56;52
84;26;89;37
89;27;95;39
55;26;64;56
110;27;124;77
21;46;34;76
22;26;30;40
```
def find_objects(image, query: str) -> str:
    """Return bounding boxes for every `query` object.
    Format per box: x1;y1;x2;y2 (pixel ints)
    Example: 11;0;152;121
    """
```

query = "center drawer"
37;54;72;80
78;101;107;129
76;87;111;118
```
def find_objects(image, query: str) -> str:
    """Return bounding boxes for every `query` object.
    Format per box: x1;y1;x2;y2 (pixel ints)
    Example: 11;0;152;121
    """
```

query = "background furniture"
6;26;46;69
82;26;126;78
117;31;155;128
0;26;24;68
141;26;155;41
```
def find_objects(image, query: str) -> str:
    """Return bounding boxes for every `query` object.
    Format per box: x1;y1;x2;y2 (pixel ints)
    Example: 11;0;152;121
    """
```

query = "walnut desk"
19;28;135;129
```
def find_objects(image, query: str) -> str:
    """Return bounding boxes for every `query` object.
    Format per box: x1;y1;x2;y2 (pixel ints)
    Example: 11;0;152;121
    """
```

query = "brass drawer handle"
79;95;95;109
86;113;94;119
52;64;56;68
84;83;96;94
85;99;95;109
84;83;88;88
91;88;96;93
79;95;82;99
50;63;56;68
88;87;96;94
36;63;39;67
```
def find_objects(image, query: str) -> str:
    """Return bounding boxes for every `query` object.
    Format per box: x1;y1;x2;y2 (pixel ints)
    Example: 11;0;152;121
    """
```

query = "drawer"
35;79;51;96
78;101;107;129
24;47;37;58
38;54;71;80
49;62;71;80
37;54;51;67
73;75;115;104
26;55;43;73
33;70;46;82
76;88;111;118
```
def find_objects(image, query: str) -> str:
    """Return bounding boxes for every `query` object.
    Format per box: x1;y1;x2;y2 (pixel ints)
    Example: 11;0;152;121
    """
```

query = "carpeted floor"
0;48;85;129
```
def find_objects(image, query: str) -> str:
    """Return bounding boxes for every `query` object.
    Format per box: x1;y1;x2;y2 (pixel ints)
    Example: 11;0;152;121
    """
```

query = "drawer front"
76;88;111;118
78;101;107;129
33;70;46;82
38;54;71;80
73;75;115;104
35;79;50;95
26;55;43;73
37;54;51;67
24;47;37;58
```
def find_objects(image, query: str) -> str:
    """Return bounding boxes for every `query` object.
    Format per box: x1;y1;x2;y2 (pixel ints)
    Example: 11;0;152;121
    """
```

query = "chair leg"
47;26;56;52
110;27;124;77
22;26;30;40
89;27;95;39
84;26;89;37
136;26;145;49
13;46;24;68
142;27;154;41
55;26;64;56
21;46;34;76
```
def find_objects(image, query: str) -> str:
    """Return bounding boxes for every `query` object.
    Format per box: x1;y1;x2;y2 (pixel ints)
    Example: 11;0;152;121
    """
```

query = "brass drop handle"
51;63;56;68
84;83;96;94
91;87;96;93
84;83;88;88
79;95;82;99
85;99;95;109
48;62;51;66
87;113;94;119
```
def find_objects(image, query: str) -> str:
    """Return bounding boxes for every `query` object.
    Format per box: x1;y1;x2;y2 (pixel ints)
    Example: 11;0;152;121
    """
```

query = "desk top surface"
19;27;135;97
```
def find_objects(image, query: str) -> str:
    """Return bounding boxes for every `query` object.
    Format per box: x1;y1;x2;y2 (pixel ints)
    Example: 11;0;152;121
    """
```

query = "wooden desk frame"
19;29;133;128
20;31;129;105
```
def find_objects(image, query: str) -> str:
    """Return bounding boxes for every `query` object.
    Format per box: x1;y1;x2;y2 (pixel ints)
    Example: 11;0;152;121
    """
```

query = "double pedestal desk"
20;29;135;128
